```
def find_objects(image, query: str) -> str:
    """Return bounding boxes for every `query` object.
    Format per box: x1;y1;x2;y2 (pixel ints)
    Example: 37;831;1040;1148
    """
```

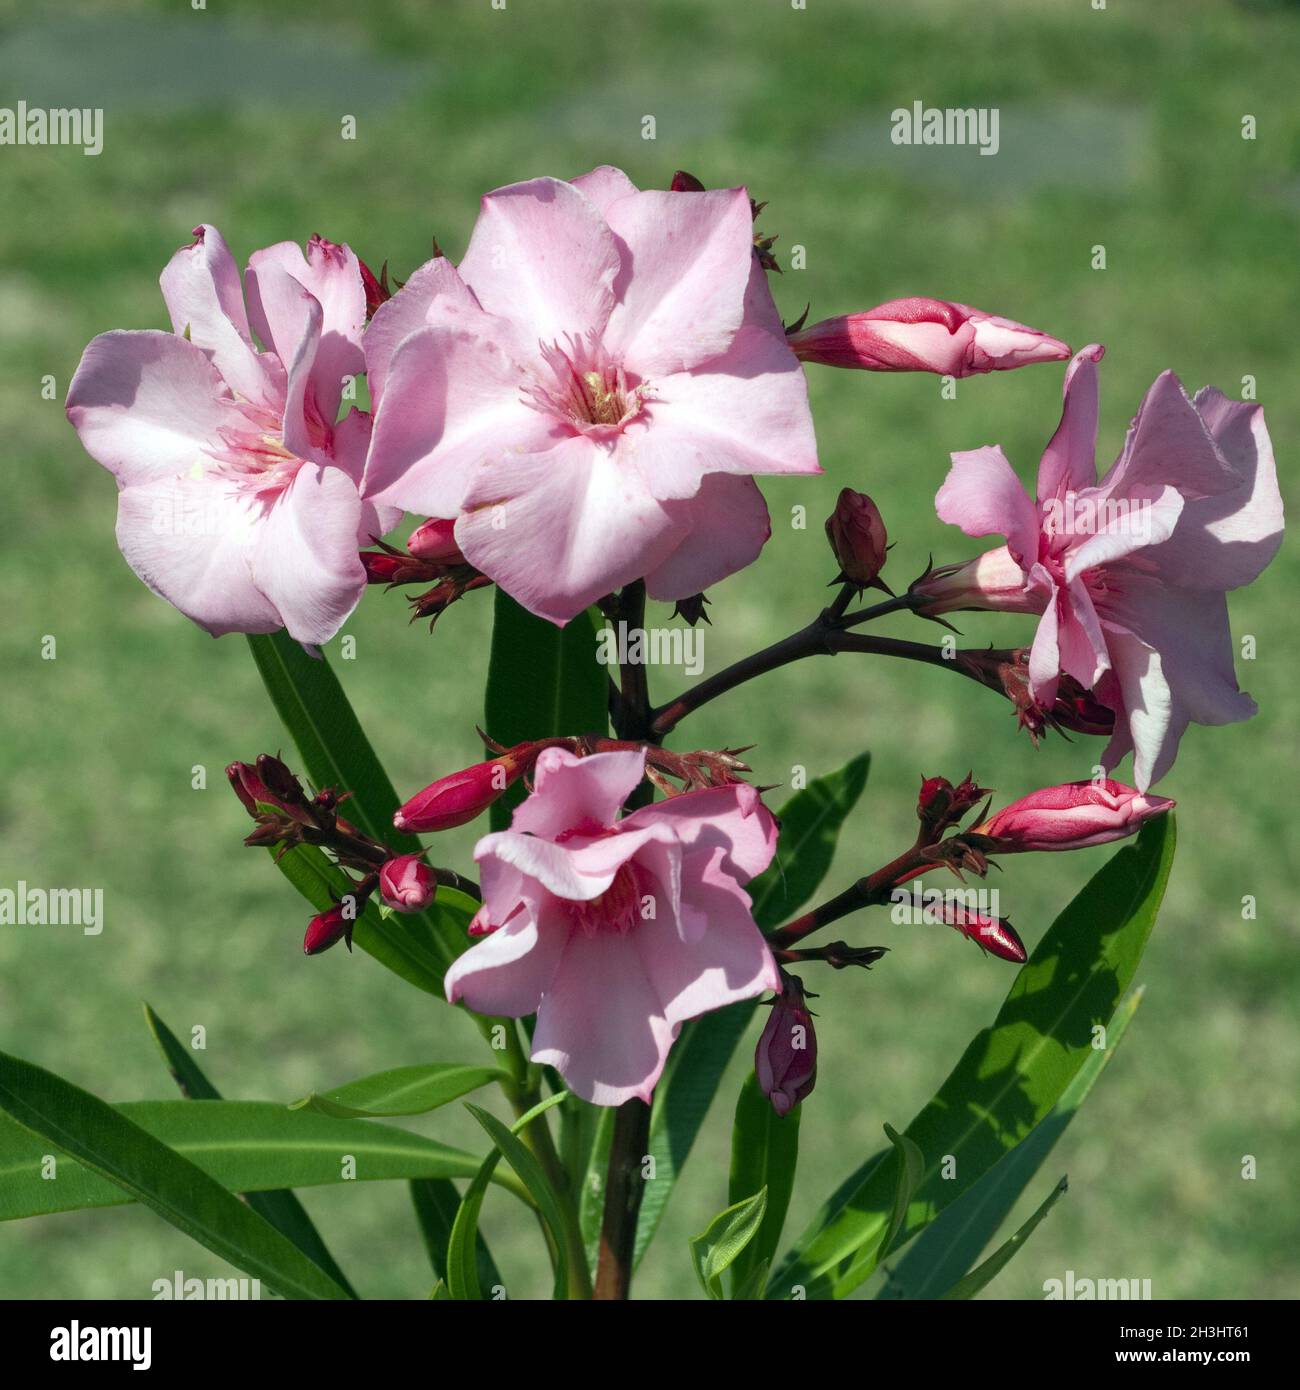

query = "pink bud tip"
406;517;464;565
787;298;1070;377
972;779;1175;853
378;853;438;913
304;904;351;956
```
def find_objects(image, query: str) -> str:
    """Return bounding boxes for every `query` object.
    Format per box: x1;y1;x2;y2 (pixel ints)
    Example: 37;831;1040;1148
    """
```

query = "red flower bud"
378;853;437;913
406;517;464;565
670;169;706;192
825;488;888;588
971;779;1174;853
941;902;1027;963
226;761;273;818
917;773;989;841
360;551;410;584
394;750;532;834
358;257;391;319
754;973;817;1117
304;903;352;955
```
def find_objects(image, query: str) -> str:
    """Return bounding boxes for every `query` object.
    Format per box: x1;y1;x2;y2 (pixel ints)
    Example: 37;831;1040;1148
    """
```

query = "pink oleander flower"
444;747;780;1105
67;225;400;645
786;297;1070;376
361;165;820;625
970;778;1174;852
378;853;437;913
923;345;1283;788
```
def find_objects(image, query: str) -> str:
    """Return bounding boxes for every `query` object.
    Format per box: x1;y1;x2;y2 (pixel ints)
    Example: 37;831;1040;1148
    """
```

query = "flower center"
524;332;649;439
563;861;644;937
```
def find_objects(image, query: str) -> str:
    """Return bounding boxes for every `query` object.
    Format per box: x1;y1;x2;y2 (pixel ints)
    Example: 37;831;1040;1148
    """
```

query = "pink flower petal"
643;472;772;602
444;903;567;1017
249;464;368;646
601;188;754;376
66;330;233;488
512;748;646;839
363;255;476;408
457;176;620;345
454;434;681;625
159;224;276;408
1035;344;1105;501
114;475;279;637
935;446;1039;566
569;164;640;215
531;932;678;1106
362;321;557;516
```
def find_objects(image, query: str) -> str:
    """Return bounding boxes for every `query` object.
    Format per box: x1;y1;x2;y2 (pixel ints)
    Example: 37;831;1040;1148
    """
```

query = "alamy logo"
0;882;103;935
890;101;1000;156
1041;491;1157;541
888;881;1001;925
152;1270;262;1300
50;1322;151;1370
597;620;704;676
0;102;103;156
1043;1270;1153;1300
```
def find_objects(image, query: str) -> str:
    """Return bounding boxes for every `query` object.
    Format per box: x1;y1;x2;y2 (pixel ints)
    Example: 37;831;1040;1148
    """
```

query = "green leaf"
939;1176;1068;1299
142;1003;357;1299
879;987;1144;1300
748;751;871;929
0;1099;528;1219
0;1050;352;1300
246;633;474;983
877;1122;926;1268
292;1064;505;1119
771;815;1176;1300
445;1092;568;1301
727;1073;801;1295
483;591;608;829
247;632;419;852
409;1179;502;1293
620;755;874;1266
689;1188;768;1300
466;1102;571;1301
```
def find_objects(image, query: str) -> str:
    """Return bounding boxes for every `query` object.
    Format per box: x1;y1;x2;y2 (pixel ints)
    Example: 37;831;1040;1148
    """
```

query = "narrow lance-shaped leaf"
727;1073;801;1296
939;1175;1068;1300
410;1178;502;1294
0;1050;352;1300
771;815;1175;1300
879;987;1144;1300
0;1100;530;1221
142;1003;356;1299
445;1092;569;1301
291;1064;505;1120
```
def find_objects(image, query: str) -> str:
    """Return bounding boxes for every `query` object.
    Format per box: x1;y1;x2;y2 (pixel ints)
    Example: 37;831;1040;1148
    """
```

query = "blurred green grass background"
1;0;1297;1299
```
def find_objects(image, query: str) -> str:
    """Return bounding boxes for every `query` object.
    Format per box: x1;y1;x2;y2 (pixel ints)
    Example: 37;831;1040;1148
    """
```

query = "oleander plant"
0;164;1282;1300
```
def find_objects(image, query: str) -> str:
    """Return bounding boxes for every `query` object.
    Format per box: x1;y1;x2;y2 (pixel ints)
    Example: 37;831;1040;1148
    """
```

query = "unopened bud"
378;853;437;913
394;749;533;834
754;973;817;1117
825;488;888;589
406;517;464;565
970;780;1174;853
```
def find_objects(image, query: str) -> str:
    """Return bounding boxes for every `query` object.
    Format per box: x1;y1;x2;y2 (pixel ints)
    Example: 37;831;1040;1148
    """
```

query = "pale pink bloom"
67;226;399;645
925;346;1283;788
971;779;1174;852
445;747;780;1106
786;297;1069;376
362;166;819;625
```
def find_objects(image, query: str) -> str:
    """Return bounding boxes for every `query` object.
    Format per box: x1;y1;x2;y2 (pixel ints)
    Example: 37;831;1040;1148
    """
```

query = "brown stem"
768;843;931;948
593;1097;653;1299
651;603;1004;738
